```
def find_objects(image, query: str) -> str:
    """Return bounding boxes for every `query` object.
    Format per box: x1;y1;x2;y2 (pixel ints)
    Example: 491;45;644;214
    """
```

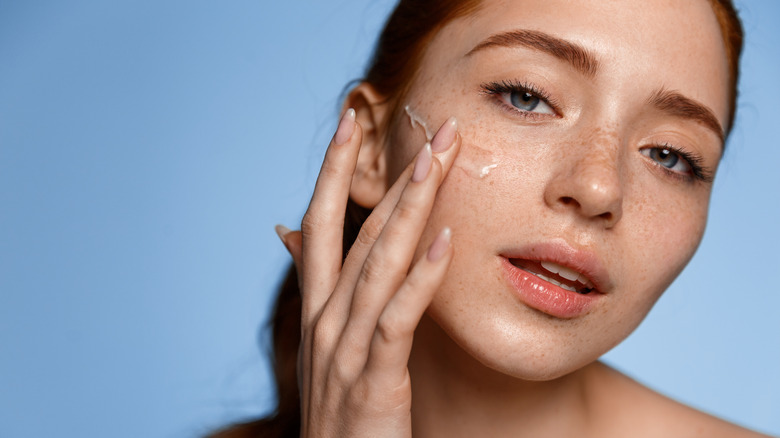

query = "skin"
278;0;770;436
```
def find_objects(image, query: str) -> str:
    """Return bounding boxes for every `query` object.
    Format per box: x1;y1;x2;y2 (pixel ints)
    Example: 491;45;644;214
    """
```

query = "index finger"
299;109;362;323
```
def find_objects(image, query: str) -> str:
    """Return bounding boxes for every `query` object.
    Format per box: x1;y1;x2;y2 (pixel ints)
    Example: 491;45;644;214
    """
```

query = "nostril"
559;196;615;223
560;196;577;206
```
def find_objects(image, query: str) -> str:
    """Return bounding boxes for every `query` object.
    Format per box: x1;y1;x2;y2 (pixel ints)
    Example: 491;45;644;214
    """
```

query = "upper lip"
500;239;613;294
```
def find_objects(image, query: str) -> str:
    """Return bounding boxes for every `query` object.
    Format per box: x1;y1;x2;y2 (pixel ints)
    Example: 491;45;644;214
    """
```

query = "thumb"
275;224;303;274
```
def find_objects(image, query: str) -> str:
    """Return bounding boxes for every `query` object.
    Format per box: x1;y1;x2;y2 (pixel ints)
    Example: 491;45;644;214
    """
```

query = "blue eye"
481;80;557;117
641;146;692;174
506;90;555;114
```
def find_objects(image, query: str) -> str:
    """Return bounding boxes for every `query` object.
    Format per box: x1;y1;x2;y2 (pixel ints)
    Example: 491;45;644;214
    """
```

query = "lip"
499;240;613;319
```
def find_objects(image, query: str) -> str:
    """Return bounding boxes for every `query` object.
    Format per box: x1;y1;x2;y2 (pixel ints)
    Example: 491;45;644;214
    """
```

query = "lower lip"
501;257;601;319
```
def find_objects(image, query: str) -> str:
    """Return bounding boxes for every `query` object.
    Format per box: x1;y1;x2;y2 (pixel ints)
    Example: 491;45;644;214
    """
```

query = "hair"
208;1;743;437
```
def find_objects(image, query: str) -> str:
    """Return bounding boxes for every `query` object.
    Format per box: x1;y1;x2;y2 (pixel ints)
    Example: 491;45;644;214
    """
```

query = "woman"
214;0;769;436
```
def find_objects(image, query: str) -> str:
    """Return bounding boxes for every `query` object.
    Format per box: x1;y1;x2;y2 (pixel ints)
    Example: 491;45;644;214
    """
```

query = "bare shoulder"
584;361;772;438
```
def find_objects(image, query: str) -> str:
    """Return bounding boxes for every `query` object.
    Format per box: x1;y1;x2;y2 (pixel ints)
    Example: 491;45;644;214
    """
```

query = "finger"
275;224;310;428
332;143;442;364
316;117;460;355
342;116;459;326
299;109;362;322
275;225;303;270
364;227;452;383
340;116;460;288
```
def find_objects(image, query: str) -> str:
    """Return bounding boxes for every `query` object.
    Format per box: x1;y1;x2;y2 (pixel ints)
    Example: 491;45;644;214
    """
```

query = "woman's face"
381;0;729;379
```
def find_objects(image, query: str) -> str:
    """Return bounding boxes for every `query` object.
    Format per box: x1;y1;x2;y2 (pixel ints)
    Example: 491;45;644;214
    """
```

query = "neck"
408;314;598;438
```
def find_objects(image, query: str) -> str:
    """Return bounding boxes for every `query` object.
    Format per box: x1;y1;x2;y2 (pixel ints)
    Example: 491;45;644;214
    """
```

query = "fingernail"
333;108;356;145
275;224;292;245
427;227;452;262
412;142;432;182
431;117;457;153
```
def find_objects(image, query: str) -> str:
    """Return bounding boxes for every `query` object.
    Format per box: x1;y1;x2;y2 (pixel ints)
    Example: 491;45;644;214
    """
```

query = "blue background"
1;1;778;436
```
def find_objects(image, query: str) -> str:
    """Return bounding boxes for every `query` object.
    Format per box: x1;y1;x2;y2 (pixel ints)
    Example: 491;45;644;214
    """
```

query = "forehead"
419;0;730;125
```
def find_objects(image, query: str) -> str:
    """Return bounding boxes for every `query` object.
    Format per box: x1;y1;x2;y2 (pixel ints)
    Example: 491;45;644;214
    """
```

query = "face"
379;0;730;380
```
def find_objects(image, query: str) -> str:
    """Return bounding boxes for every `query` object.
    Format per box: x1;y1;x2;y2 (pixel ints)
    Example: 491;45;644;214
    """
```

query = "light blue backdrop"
1;1;778;437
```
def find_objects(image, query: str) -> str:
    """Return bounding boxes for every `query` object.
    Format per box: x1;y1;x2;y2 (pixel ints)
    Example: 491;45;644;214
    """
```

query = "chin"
423;297;627;382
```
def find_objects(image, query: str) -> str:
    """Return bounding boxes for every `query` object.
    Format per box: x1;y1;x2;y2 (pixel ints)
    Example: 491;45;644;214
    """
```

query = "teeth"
558;266;580;282
579;274;594;289
540;261;593;288
540;261;561;275
533;271;578;293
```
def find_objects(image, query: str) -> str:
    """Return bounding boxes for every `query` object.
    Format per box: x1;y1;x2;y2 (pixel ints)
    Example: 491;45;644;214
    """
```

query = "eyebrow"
648;88;725;143
468;29;724;143
466;29;599;78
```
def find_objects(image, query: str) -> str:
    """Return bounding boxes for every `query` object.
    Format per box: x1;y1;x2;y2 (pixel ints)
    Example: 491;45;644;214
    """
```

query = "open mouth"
509;258;595;295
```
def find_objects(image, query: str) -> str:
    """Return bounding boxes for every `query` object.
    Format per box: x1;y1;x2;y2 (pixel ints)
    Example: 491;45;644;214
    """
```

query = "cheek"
598;178;711;344
449;115;552;193
624;181;709;294
427;122;551;239
391;92;713;378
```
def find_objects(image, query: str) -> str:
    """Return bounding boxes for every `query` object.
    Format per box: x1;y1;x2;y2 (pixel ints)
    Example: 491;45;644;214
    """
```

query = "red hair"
709;0;744;134
208;1;743;437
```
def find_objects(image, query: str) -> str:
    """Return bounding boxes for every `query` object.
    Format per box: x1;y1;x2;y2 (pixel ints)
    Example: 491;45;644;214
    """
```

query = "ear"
344;83;391;209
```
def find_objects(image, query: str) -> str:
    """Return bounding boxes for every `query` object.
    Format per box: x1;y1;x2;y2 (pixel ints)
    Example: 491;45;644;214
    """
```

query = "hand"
276;108;461;437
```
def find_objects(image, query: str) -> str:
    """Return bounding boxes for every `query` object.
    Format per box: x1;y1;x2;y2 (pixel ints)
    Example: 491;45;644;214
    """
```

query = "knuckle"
329;353;359;384
359;253;389;286
403;271;428;295
300;210;325;238
354;214;383;248
393;198;419;223
375;312;410;345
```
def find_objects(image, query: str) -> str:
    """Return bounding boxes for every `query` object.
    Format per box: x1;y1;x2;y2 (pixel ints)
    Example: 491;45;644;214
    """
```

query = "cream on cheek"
396;106;706;378
404;105;435;142
404;104;501;180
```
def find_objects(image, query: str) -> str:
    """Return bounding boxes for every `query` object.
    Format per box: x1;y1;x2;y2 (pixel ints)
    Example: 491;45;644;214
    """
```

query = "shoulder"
584;361;771;438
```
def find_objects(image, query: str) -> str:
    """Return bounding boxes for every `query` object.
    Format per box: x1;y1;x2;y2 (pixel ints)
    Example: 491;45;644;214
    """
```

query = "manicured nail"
431;117;457;153
412;142;432;182
333;108;356;145
275;224;292;245
427;227;451;262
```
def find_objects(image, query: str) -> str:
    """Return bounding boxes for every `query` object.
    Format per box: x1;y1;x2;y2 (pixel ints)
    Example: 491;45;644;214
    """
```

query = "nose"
543;138;624;228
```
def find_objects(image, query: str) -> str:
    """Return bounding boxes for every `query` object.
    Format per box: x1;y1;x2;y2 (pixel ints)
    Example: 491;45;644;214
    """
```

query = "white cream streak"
404;105;434;141
404;104;499;179
479;164;498;178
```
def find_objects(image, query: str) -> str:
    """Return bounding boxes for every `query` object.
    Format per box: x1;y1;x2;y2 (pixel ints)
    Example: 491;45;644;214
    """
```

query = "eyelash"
479;79;713;184
479;79;560;119
644;143;714;183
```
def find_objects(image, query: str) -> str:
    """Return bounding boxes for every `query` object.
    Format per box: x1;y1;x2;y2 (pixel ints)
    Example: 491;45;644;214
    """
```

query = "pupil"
511;91;539;111
655;148;678;168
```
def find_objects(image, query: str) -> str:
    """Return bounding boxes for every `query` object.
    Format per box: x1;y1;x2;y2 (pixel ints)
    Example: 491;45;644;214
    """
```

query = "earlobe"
344;83;391;209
